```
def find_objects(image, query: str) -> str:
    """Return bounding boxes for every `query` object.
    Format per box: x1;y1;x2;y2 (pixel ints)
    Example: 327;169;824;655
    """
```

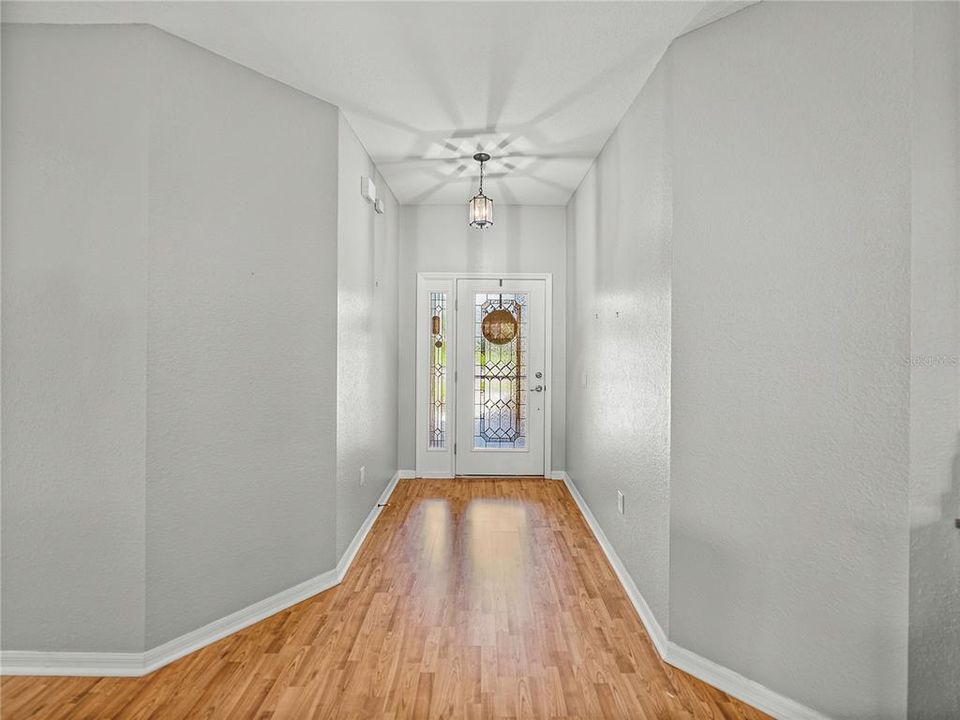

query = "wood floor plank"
1;479;770;719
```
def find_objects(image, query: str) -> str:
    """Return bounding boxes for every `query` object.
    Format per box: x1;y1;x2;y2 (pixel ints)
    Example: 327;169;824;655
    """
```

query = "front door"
455;278;546;475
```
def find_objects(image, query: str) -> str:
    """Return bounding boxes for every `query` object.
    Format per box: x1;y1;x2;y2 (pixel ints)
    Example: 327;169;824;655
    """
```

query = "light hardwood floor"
1;479;768;719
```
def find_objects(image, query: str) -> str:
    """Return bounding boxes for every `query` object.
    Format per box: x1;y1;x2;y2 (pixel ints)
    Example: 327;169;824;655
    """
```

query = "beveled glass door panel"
456;279;545;475
472;291;527;449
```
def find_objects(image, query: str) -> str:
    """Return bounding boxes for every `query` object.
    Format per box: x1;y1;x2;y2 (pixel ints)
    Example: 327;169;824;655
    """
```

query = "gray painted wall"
1;24;150;653
566;2;929;717
144;28;340;647
397;205;567;472
336;115;400;559
5;10;957;714
564;55;673;631
908;3;960;718
670;3;912;717
1;23;343;652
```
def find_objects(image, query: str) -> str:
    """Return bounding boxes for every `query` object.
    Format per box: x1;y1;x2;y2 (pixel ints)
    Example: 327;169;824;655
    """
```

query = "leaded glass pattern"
428;292;447;449
474;292;528;449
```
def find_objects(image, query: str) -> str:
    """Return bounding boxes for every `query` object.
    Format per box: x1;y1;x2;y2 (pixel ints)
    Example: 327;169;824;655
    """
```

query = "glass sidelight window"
428;292;447;449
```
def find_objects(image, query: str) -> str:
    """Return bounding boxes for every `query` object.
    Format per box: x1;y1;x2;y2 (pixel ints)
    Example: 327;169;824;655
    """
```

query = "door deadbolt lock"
535;371;543;378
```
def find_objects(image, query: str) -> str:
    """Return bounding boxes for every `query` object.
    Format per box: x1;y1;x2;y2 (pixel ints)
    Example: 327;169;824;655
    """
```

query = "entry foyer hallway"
2;2;957;718
0;479;767;720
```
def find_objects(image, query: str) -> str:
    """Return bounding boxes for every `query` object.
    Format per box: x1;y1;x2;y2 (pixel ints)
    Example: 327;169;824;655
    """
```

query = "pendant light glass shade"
468;152;494;229
469;192;494;229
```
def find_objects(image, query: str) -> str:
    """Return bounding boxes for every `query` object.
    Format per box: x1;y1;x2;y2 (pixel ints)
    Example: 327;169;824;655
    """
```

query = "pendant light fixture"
468;152;494;229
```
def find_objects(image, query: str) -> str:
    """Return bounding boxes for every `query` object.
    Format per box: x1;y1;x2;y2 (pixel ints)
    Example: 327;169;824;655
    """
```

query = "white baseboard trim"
664;643;832;720
143;568;340;674
558;470;829;720
336;469;401;577
398;469;416;479
556;471;668;656
412;471;453;479
0;651;145;677
1;471;403;679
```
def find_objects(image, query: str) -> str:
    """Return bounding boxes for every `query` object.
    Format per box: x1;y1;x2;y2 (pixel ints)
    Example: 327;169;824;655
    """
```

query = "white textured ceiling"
3;1;753;204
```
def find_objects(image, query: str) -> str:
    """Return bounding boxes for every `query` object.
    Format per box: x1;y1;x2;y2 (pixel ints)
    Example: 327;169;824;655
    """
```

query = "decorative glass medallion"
481;308;518;345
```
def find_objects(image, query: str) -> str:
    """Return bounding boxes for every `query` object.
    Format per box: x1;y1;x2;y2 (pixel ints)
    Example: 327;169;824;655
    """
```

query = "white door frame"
415;272;552;479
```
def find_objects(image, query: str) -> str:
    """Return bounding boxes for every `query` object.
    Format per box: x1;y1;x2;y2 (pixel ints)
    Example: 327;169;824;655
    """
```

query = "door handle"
532;385;545;392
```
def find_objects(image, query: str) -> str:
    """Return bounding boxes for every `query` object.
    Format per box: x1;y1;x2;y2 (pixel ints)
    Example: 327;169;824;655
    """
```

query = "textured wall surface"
1;24;150;653
908;3;960;718
5;11;956;715
336;115;400;559
397;205;566;472
564;56;673;631
1;23;342;653
145;28;340;647
669;3;912;717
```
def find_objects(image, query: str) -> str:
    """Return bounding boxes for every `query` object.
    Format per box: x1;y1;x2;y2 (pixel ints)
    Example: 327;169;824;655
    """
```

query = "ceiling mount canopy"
468;152;494;229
